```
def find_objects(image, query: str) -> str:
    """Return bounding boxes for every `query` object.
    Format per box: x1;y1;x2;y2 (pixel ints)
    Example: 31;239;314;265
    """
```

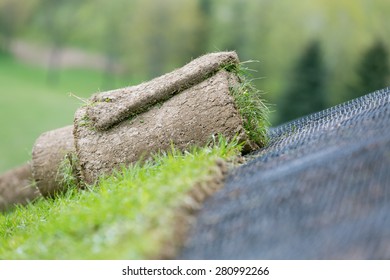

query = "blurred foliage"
347;40;390;100
0;0;389;125
0;51;130;172
0;0;38;50
278;41;327;124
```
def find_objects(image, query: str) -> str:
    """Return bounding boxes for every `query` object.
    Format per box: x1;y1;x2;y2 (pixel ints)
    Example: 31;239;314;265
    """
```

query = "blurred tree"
347;40;390;99
146;1;169;78
0;1;18;51
226;0;247;56
0;0;38;52
36;0;83;85
1;0;390;102
130;0;204;79
210;0;248;57
194;0;212;56
169;0;206;65
278;40;327;123
99;0;128;90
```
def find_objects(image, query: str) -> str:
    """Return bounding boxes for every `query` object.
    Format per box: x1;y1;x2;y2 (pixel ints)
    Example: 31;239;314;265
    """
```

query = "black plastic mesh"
179;88;390;259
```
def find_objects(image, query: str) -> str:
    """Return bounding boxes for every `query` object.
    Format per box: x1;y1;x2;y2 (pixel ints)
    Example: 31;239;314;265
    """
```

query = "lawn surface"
0;139;241;259
0;52;268;259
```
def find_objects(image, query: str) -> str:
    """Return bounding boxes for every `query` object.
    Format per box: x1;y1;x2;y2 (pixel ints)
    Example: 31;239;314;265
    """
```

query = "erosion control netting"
179;88;390;259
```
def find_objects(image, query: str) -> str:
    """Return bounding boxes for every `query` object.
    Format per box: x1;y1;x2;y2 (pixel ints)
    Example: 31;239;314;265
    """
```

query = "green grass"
0;137;241;259
0;52;132;173
225;61;270;146
0;51;269;259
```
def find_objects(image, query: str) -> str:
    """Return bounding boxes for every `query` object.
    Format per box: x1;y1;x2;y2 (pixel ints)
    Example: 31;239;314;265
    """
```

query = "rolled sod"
87;51;240;131
74;69;253;184
32;125;75;197
1;51;267;205
0;163;40;211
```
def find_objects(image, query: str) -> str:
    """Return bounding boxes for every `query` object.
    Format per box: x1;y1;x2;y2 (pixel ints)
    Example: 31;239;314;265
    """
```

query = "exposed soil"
74;69;250;184
0;163;40;211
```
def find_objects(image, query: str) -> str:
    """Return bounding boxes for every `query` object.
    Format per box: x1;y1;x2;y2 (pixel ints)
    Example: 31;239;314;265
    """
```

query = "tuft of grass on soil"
0;136;241;259
57;152;81;190
225;61;270;146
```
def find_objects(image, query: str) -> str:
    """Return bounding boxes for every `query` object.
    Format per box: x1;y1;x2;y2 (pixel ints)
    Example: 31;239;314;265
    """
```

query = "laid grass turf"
0;137;241;259
0;51;269;259
0;51;131;173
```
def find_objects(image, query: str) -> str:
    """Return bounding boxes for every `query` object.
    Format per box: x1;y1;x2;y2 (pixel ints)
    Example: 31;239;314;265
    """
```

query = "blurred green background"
1;0;389;173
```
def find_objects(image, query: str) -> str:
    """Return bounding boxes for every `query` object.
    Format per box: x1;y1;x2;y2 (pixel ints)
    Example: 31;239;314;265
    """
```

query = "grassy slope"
0;139;241;259
0;53;130;173
0;54;268;259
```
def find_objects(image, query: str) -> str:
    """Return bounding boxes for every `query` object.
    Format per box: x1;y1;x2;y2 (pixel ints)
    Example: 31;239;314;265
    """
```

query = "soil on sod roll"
32;125;75;197
0;163;40;211
1;51;268;207
74;69;252;184
87;52;240;131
